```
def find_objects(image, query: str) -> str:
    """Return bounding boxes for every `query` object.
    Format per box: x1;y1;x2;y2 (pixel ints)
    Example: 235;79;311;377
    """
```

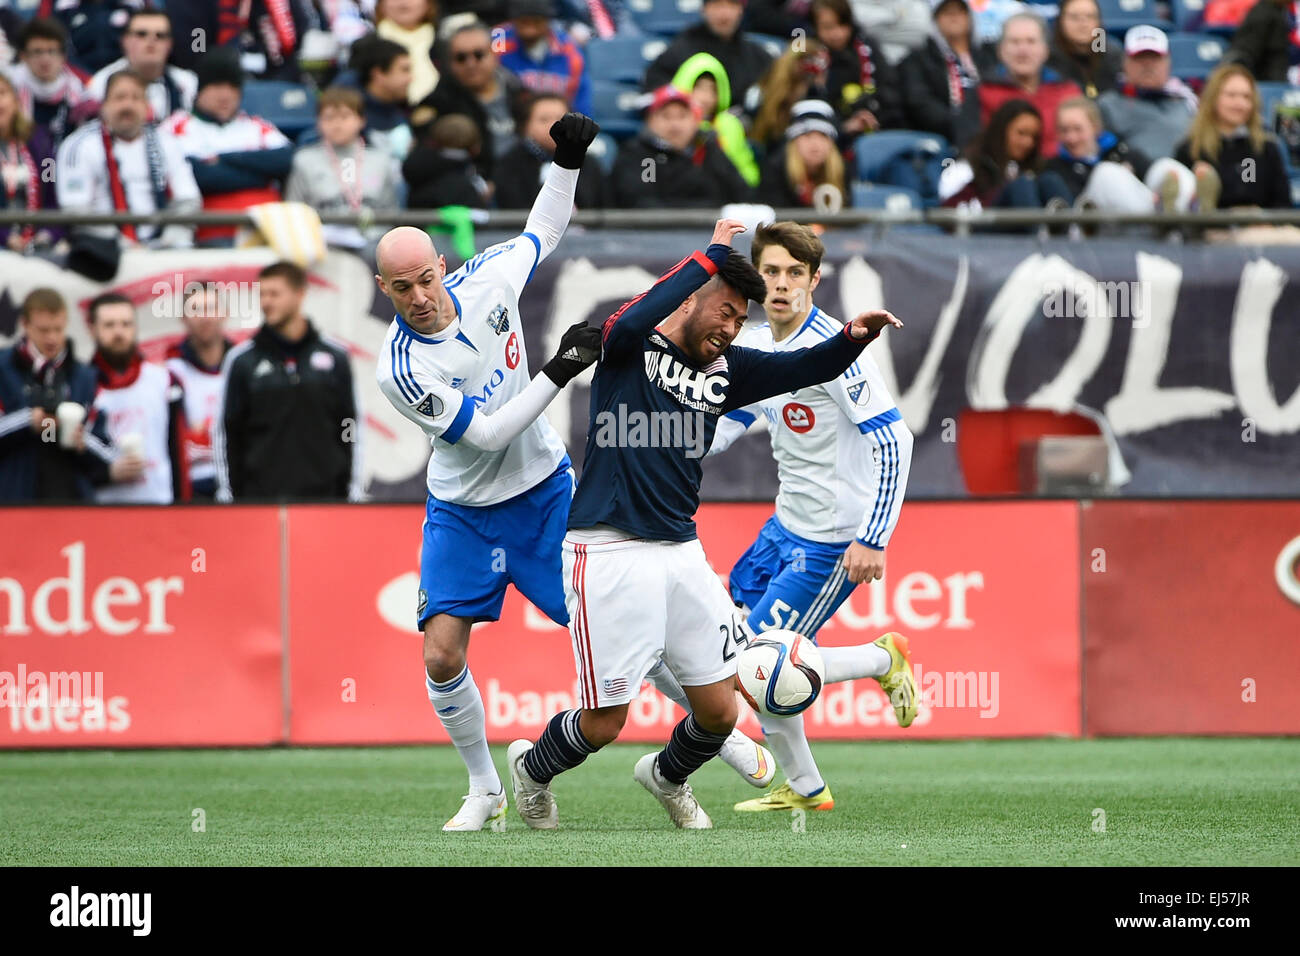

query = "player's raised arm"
603;219;747;361
724;310;903;412
522;113;600;262
378;321;600;452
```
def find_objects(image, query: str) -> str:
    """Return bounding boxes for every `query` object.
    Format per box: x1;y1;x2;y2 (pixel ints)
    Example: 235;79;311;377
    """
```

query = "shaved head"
375;226;452;332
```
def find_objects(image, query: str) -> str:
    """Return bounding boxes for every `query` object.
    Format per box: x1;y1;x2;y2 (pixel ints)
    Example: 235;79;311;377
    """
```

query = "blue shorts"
418;459;574;631
729;514;856;643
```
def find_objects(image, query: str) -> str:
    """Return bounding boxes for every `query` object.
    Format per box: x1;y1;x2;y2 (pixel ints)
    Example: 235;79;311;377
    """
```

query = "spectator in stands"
87;292;188;505
899;0;990;146
402;112;492;207
167;0;316;82
56;70;202;253
979;12;1082;156
848;0;933;64
417;19;525;174
495;0;592;116
644;0;775;107
375;0;440;103
744;0;814;38
346;34;415;159
671;53;760;187
1046;95;1197;211
39;0;138;75
165;287;235;501
812;0;904;134
0;288;115;503
162;51;295;248
1097;26;1199;161
87;9;197;125
495;91;608;207
0;73;59;254
1174;63;1294;209
751;43;833;149
285;87;400;249
8;18;93;147
759;99;848;208
215;260;363;502
1047;0;1123;98
1225;0;1300;86
610;83;753;208
939;97;1073;211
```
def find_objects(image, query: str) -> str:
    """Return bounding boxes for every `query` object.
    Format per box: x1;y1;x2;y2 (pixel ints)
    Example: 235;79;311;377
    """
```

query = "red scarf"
102;124;137;242
93;349;144;390
853;36;876;94
585;0;616;39
0;139;39;244
947;55;963;106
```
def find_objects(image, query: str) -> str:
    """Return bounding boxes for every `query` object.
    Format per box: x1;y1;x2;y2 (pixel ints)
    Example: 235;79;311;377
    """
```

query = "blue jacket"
0;340;112;502
495;23;592;118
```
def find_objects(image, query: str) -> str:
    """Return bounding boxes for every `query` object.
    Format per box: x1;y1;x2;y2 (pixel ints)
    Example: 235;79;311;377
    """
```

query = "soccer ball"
736;629;825;717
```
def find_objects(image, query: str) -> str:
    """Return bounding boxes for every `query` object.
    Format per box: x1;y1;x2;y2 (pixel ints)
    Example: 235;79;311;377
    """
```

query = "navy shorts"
729;514;856;643
417;460;574;630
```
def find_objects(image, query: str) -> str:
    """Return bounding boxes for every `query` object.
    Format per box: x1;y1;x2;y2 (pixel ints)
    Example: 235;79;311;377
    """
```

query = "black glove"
549;112;600;170
542;320;602;387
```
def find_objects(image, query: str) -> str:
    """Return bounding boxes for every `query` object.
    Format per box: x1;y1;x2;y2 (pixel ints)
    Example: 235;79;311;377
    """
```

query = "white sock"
822;644;891;682
646;659;691;711
759;712;825;797
426;667;500;793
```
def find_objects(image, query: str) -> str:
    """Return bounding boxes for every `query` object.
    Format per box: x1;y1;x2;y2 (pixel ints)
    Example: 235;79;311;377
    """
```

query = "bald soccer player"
374;112;606;832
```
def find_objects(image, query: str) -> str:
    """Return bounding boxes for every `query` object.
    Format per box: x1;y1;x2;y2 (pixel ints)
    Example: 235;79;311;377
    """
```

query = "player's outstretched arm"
603;219;746;361
705;406;761;457
523;113;601;263
378;321;600;453
724;310;903;411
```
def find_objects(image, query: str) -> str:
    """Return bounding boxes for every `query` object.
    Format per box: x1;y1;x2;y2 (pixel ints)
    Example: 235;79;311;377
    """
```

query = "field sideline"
3;739;1296;866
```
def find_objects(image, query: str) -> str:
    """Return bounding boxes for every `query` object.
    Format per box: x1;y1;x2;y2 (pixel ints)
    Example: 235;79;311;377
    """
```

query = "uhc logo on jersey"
644;351;729;412
783;402;815;433
487;303;510;335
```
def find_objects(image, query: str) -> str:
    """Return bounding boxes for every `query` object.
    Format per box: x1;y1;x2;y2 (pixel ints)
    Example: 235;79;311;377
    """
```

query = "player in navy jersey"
508;219;903;829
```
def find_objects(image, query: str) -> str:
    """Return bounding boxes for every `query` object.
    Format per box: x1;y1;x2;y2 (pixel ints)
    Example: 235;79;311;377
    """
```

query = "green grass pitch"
3;739;1297;866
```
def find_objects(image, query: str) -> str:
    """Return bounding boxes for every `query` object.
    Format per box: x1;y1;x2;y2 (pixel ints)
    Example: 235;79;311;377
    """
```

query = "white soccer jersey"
160;109;291;157
165;350;224;485
94;360;179;505
712;305;913;548
376;165;578;506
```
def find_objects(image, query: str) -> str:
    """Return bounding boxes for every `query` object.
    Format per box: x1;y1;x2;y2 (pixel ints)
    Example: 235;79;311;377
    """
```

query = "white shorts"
563;534;747;709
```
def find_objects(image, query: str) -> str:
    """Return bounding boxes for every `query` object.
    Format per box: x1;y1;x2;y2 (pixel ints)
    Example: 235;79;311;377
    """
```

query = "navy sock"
657;714;729;785
523;710;596;785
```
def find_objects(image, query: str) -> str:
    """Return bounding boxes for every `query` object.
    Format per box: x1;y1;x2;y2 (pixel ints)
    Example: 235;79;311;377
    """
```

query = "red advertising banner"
0;507;283;747
286;501;1082;744
1082;501;1300;735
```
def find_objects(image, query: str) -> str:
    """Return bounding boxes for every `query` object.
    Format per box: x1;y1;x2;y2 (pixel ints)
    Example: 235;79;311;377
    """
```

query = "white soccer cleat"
717;728;776;789
507;739;558;830
441;788;508;832
634;753;713;829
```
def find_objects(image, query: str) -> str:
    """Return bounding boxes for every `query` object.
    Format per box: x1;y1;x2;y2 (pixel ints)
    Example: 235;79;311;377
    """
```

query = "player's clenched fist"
710;218;747;246
847;309;903;340
549;113;601;169
541;320;602;386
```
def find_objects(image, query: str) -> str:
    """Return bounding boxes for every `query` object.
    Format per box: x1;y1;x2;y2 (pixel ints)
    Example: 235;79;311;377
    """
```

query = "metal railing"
5;207;1300;236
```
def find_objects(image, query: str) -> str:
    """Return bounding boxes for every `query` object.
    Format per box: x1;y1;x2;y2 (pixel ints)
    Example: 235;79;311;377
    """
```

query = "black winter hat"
195;50;245;92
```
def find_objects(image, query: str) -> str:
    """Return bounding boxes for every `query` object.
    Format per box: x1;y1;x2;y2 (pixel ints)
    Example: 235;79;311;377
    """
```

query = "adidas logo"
561;347;582;361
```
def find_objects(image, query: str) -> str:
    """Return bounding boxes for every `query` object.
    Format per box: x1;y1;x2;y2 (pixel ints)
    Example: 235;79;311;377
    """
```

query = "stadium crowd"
1;0;1298;506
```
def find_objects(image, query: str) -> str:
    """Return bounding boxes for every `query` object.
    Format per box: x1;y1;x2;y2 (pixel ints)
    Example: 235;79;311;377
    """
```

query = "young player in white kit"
701;221;918;812
374;112;604;832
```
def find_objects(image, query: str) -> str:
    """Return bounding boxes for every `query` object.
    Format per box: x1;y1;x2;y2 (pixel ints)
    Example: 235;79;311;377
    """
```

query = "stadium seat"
850;183;923;211
584;36;669;86
1169;0;1206;32
242;81;318;141
590;81;646;139
853;130;953;205
1165;32;1229;83
625;0;702;36
1095;0;1172;35
586;132;619;175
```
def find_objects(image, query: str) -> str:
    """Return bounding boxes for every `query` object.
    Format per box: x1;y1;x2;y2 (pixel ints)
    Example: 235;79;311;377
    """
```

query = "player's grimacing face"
685;283;747;363
758;245;819;322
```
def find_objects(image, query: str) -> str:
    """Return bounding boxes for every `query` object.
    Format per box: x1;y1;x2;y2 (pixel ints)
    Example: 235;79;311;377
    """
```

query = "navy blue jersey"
568;243;878;542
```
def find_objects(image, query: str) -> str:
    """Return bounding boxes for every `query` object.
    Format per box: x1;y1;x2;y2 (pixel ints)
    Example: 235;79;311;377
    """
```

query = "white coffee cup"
55;402;85;449
118;432;144;458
